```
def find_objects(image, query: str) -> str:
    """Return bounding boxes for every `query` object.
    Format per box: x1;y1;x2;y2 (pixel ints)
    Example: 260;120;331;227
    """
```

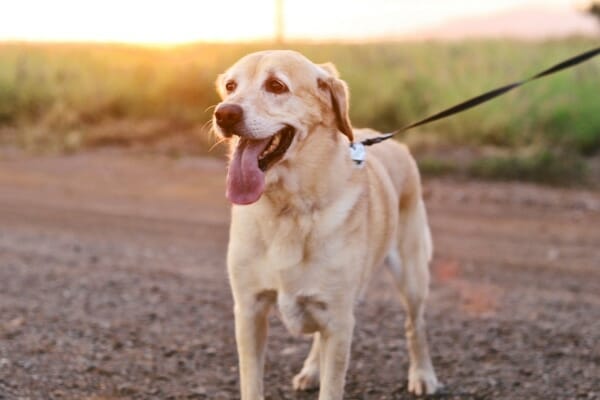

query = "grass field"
0;39;598;183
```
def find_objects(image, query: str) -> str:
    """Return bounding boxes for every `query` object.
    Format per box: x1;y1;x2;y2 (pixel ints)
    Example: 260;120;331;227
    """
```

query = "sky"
0;0;593;44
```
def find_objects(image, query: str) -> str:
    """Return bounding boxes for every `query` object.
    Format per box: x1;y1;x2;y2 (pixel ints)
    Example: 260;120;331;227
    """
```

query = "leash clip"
349;142;366;166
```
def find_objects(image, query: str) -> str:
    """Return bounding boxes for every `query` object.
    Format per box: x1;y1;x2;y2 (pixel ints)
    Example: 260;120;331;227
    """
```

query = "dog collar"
349;142;366;166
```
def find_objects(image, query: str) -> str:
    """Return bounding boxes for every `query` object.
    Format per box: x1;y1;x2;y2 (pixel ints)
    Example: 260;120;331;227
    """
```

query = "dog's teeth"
267;135;280;152
258;133;283;161
272;134;281;147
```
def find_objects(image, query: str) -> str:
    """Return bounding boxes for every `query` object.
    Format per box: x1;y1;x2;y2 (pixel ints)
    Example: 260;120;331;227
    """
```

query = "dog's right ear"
318;63;354;142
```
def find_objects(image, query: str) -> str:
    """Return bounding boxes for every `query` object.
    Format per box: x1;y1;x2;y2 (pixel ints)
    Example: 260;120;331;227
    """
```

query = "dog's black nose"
215;104;243;130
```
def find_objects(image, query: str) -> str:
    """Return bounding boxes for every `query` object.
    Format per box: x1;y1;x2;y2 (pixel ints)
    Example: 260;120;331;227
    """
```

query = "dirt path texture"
0;149;599;399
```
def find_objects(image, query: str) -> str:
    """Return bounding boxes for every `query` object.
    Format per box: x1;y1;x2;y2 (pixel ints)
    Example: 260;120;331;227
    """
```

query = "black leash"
358;46;600;147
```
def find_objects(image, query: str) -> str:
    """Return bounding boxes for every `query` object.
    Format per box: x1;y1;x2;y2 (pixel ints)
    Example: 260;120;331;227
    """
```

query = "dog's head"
212;50;353;205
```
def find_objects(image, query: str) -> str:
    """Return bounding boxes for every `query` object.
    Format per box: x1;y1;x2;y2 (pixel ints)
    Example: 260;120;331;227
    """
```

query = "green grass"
417;158;459;177
467;150;588;185
0;39;598;182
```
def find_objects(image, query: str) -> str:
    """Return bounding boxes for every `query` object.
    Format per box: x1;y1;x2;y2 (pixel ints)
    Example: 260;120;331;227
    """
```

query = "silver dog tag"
349;142;366;167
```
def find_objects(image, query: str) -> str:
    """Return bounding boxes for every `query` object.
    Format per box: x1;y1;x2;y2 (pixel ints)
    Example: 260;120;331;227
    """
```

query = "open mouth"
226;124;296;205
257;125;295;171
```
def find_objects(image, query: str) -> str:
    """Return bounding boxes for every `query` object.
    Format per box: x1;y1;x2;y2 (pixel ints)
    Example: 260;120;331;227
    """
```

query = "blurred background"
2;2;600;399
1;0;599;184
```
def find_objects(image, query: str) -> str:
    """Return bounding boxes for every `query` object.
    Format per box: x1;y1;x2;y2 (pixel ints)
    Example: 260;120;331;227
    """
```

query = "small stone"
546;248;559;261
280;346;298;356
147;387;160;395
214;391;231;400
118;383;138;395
163;348;177;358
3;316;25;337
189;385;207;396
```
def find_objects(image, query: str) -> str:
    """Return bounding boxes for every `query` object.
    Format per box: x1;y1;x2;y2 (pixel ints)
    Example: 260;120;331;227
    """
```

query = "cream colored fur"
213;50;441;400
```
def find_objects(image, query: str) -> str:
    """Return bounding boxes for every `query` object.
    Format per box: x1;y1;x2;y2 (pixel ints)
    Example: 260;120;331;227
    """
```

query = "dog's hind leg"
386;198;441;395
292;333;321;391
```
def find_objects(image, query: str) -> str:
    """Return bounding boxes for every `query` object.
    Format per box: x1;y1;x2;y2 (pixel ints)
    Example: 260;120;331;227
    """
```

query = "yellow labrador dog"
212;50;441;400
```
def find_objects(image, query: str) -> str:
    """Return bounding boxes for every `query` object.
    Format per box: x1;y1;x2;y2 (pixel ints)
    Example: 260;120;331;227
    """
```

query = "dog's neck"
261;127;358;215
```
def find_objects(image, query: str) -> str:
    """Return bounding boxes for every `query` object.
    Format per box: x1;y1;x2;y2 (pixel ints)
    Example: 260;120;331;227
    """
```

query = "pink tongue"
226;138;271;205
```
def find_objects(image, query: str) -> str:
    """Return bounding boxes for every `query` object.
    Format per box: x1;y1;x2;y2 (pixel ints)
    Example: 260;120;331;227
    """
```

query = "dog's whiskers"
201;117;228;152
208;137;228;152
201;118;214;133
204;104;218;113
200;119;221;143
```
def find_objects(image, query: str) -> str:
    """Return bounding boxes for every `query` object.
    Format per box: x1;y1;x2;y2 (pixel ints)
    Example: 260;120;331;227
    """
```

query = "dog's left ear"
318;63;354;143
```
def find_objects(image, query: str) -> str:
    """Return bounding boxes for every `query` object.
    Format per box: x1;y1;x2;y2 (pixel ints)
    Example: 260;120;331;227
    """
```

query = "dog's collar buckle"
349;142;366;166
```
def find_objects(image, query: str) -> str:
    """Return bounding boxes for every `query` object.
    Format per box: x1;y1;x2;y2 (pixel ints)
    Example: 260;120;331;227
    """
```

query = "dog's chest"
256;214;333;272
253;217;356;336
230;190;367;334
255;187;363;269
257;233;361;337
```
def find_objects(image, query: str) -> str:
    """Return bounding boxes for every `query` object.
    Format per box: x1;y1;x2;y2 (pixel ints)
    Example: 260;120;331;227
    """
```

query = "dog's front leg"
317;314;355;400
234;298;270;400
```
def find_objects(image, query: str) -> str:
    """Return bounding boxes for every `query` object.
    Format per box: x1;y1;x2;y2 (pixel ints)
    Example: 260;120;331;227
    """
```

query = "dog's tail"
388;193;433;302
419;199;434;264
401;196;433;266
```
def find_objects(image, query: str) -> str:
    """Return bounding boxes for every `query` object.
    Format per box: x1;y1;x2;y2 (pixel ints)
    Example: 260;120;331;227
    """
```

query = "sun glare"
0;0;588;44
1;0;276;44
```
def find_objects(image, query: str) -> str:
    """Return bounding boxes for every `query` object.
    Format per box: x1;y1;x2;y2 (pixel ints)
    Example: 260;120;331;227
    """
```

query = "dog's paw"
292;366;319;391
408;367;442;396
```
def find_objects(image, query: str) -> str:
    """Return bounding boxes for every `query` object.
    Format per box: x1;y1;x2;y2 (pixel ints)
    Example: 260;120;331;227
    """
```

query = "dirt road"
0;150;599;399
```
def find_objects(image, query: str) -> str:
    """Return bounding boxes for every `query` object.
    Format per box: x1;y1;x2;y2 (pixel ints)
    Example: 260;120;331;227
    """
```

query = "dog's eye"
225;80;237;93
265;78;288;94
